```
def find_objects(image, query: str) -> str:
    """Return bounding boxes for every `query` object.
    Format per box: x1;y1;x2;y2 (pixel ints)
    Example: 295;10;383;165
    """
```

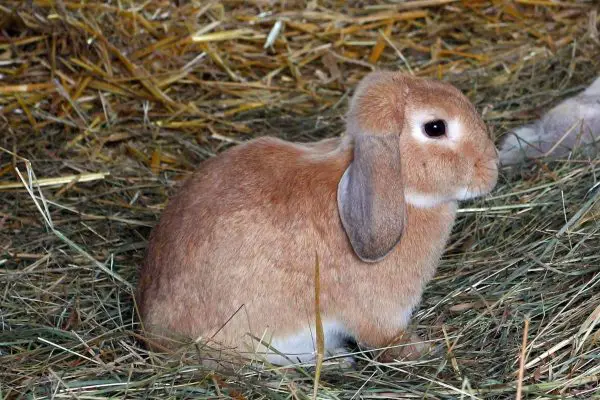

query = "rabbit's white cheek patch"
455;186;479;200
404;189;444;208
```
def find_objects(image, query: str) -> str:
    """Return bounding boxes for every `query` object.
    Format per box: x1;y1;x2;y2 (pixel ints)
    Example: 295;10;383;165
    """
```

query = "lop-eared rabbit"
136;70;499;365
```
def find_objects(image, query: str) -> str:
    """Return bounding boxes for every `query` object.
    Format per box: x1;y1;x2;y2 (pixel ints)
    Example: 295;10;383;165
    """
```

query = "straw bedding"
1;1;599;398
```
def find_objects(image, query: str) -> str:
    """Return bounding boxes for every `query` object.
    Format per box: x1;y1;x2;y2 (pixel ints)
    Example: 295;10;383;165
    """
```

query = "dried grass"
1;1;599;398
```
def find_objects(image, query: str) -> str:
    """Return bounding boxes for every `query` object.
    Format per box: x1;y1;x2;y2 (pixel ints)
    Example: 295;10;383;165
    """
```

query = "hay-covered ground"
1;1;599;398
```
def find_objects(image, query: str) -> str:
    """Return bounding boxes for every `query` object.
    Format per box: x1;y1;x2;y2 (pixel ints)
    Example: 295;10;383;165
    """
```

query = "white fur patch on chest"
262;320;350;365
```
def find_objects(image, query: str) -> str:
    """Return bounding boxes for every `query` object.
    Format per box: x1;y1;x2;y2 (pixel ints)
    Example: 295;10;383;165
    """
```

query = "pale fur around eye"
409;112;463;147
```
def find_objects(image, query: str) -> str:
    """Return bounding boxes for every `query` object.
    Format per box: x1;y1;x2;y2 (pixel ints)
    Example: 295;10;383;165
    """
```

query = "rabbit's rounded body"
137;71;499;365
138;136;456;362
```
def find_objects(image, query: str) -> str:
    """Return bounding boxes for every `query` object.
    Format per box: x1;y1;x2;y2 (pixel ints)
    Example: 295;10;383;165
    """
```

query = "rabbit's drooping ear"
337;72;406;263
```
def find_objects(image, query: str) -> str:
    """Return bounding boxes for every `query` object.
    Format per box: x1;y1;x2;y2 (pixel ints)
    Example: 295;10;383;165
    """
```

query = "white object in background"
499;77;600;165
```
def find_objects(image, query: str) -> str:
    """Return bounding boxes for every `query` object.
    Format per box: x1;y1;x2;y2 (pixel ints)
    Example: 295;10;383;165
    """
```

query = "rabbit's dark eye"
423;119;447;138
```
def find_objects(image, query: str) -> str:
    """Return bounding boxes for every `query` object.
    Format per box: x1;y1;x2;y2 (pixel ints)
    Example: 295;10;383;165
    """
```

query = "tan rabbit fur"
136;70;499;365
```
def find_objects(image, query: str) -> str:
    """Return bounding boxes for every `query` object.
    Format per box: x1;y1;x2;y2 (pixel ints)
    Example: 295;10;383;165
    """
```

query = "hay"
1;0;599;398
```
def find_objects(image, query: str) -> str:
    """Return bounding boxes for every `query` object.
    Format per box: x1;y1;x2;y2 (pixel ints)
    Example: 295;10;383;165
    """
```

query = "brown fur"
136;71;498;361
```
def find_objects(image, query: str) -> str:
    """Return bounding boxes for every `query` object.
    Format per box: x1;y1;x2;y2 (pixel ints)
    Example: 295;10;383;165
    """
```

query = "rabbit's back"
137;136;352;346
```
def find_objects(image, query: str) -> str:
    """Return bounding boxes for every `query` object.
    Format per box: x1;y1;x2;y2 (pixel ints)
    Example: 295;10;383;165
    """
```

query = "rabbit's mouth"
403;154;498;208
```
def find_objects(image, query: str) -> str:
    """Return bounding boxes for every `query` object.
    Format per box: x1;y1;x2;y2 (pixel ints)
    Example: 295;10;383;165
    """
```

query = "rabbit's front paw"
377;332;434;362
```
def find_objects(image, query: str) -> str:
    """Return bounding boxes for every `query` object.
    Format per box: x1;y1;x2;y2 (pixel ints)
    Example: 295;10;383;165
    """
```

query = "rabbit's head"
338;71;498;262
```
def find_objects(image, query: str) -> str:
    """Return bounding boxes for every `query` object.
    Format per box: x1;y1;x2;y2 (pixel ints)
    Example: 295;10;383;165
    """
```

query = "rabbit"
136;70;499;366
499;76;600;166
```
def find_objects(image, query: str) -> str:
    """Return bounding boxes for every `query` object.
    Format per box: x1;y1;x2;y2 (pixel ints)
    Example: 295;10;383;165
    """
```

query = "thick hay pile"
1;1;599;398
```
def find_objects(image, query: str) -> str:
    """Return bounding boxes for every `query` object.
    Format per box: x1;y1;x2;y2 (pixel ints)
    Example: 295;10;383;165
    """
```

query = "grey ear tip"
351;237;402;263
355;250;387;263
